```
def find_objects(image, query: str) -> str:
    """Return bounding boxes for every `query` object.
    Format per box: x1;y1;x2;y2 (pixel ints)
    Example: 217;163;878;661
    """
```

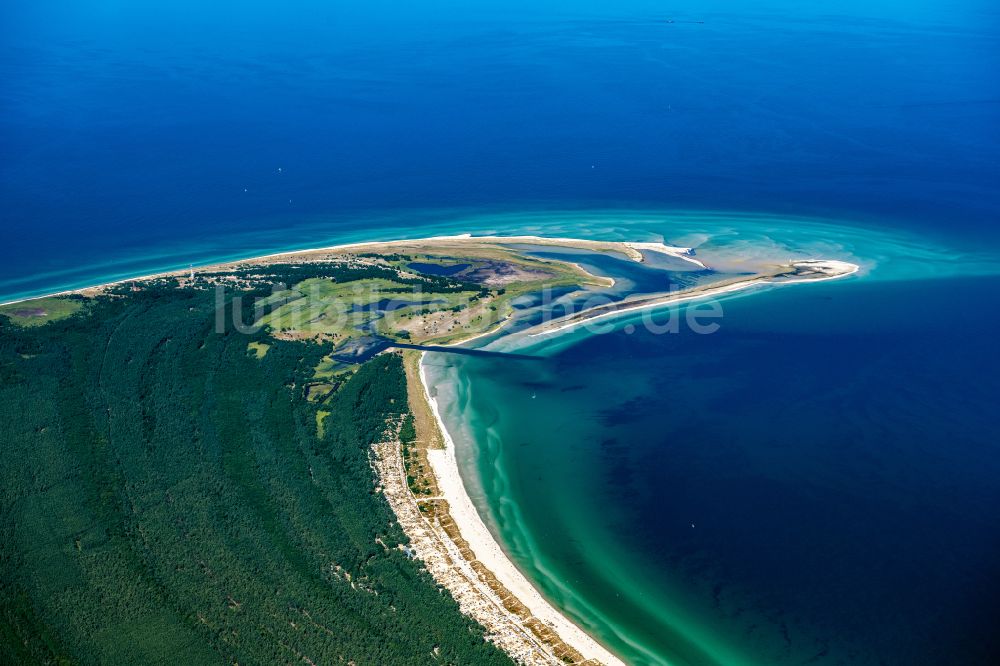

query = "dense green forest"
0;278;512;665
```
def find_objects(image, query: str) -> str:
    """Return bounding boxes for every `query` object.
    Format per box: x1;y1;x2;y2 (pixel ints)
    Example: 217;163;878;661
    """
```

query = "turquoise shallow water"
424;213;1000;665
4;207;995;303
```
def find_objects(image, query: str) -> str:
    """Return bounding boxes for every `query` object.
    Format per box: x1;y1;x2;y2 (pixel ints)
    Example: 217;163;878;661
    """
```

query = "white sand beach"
418;361;626;666
0;233;699;307
526;258;860;338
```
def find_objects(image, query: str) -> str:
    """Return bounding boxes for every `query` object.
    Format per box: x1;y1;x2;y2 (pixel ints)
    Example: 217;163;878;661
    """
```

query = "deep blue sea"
2;0;999;300
430;271;1000;665
3;1;1000;664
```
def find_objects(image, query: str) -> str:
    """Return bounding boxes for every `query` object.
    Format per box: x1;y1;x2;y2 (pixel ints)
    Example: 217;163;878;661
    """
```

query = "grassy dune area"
0;297;85;327
258;244;596;347
261;275;485;342
245;243;600;389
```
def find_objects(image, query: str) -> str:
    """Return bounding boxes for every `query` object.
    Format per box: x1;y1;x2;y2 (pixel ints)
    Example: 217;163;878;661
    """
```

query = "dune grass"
0;297;84;327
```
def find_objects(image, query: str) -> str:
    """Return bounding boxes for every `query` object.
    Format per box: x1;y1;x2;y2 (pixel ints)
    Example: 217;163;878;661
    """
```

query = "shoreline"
525;259;860;338
416;359;626;666
0;233;699;308
393;259;859;665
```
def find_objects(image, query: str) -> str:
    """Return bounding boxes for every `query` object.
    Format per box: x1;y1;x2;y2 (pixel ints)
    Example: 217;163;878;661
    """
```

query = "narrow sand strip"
527;259;860;338
419;361;626;666
0;233;699;307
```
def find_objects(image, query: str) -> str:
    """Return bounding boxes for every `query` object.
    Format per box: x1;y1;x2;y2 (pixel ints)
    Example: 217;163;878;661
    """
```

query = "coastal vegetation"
0;296;85;327
254;243;599;350
0;272;514;665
